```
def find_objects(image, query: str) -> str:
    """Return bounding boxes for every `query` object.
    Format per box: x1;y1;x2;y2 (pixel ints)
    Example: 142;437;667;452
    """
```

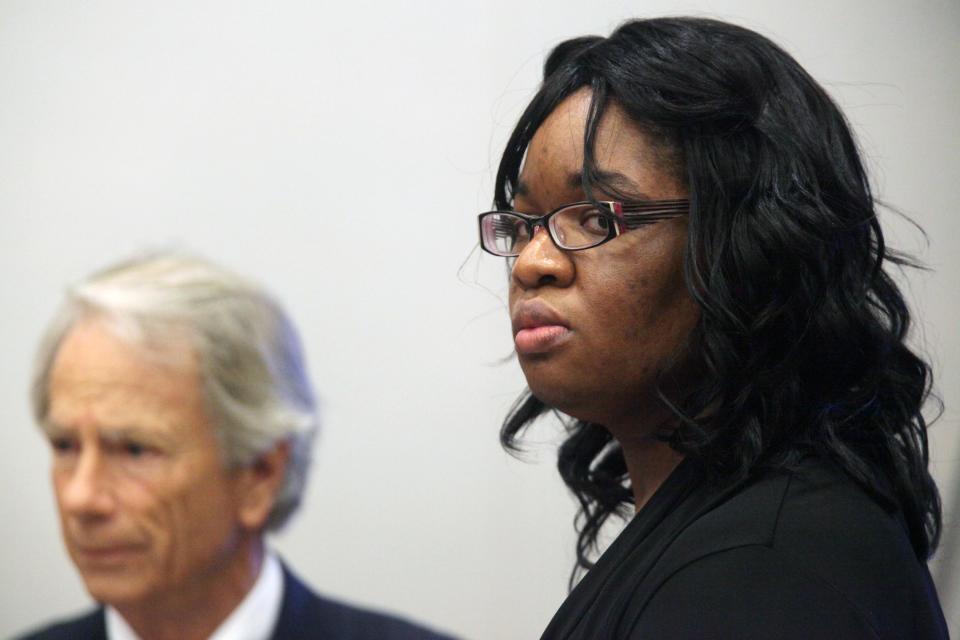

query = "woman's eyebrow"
514;171;655;202
568;170;655;200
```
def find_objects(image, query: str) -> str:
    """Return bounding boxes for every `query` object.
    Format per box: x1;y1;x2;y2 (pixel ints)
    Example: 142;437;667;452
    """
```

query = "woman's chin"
525;381;602;425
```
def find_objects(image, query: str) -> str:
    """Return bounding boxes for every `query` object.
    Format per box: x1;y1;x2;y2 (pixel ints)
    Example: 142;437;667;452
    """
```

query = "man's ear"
236;439;291;531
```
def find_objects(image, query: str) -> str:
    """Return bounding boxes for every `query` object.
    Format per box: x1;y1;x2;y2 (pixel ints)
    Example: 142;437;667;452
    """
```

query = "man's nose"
59;448;116;519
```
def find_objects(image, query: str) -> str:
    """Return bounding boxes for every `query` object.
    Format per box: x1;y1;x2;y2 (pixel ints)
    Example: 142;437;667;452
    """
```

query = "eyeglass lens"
550;204;613;249
481;204;613;256
482;213;531;256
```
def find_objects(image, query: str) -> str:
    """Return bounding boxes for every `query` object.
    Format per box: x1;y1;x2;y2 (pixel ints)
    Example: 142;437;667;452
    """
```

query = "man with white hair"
17;253;451;640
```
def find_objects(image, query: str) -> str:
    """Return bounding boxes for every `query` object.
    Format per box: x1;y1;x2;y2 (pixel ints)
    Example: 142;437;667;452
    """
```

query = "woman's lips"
515;325;571;355
512;300;571;355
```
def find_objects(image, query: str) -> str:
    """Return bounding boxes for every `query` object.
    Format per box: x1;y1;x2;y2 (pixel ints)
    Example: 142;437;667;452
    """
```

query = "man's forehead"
45;320;207;436
52;319;197;378
49;374;183;410
46;379;193;436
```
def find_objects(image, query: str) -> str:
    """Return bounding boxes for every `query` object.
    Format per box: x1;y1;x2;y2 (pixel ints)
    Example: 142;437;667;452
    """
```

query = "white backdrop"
1;1;957;638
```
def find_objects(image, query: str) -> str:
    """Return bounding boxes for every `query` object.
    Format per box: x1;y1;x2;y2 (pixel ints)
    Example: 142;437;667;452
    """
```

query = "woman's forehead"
518;90;684;205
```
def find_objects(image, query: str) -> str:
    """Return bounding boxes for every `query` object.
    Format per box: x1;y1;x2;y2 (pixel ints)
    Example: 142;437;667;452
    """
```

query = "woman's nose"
511;225;575;290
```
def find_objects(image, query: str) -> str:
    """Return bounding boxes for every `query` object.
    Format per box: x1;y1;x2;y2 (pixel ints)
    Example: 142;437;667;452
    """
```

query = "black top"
542;456;948;639
15;562;455;640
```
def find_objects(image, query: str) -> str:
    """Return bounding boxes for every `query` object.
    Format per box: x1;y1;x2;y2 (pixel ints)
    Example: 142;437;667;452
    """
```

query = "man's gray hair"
31;252;318;531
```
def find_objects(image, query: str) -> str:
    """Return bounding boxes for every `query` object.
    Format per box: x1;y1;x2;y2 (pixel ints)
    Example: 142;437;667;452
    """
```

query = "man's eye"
122;442;149;457
49;437;77;455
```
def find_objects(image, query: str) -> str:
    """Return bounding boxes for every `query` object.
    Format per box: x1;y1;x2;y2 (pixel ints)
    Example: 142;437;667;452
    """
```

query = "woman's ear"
236;439;291;531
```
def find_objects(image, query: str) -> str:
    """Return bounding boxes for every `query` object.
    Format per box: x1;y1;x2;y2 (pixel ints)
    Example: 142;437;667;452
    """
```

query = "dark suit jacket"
15;563;454;640
542;455;949;639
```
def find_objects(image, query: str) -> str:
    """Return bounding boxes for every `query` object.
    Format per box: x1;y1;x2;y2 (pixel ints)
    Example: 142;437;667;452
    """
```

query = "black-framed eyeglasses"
477;199;689;257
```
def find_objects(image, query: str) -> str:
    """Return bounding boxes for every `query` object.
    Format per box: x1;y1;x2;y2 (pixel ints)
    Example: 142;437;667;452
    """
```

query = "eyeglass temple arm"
614;200;690;230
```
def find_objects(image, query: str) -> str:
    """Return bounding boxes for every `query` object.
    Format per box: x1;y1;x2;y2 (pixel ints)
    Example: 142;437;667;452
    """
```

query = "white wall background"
0;1;956;638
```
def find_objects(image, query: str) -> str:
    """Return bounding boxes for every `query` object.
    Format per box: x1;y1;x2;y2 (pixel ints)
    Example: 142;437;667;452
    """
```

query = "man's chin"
79;571;156;607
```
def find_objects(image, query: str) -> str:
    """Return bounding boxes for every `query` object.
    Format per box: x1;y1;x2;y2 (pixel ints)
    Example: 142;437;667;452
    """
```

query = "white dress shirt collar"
105;550;285;640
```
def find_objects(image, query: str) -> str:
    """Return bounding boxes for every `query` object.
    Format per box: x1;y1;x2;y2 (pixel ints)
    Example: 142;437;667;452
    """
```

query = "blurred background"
0;1;957;638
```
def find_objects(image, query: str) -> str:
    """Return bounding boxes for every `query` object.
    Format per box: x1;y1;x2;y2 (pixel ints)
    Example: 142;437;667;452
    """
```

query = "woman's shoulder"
670;456;921;568
707;456;915;557
627;457;947;639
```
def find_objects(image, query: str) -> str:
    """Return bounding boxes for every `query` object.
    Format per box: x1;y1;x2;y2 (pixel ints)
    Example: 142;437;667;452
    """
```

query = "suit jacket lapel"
270;562;318;640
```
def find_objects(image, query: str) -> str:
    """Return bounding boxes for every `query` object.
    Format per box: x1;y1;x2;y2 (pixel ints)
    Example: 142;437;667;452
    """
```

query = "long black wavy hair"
495;17;941;581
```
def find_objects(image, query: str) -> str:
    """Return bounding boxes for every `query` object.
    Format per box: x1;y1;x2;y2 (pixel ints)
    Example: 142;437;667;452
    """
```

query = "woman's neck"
623;438;684;511
605;410;684;511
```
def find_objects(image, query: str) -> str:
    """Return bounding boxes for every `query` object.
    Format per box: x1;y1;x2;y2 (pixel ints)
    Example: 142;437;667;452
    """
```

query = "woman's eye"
580;212;611;234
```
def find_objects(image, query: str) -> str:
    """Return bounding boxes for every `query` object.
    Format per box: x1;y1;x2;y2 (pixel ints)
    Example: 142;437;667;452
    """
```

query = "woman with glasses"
479;18;947;639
